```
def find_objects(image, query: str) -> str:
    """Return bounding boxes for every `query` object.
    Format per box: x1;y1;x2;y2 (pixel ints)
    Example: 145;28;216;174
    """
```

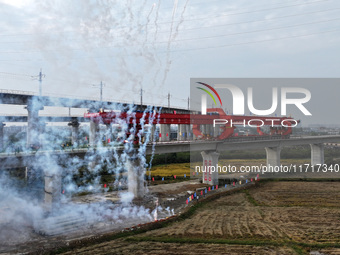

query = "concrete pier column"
310;143;324;165
178;124;186;141
206;125;213;137
200;125;206;136
44;173;62;212
201;151;219;185
187;124;193;140
265;147;281;168
0;122;5;151
127;157;145;198
105;123;112;144
150;125;156;142
25;101;44;148
68;119;80;146
160;124;170;142
89;121;99;147
213;124;220;137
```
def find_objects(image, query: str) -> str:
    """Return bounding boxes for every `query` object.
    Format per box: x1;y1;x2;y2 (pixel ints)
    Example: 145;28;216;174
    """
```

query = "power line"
0;27;338;62
155;17;340;44
167;27;340;53
152;0;332;25
171;7;340;33
0;7;339;46
1;16;339;54
0;71;32;77
0;0;332;38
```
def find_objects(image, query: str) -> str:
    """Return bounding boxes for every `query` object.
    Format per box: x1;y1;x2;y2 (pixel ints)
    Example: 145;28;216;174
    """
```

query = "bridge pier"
310;143;324;165
150;125;156;142
25;100;44;148
188;124;193;140
265;146;281;168
89;121;99;146
68;119;80;146
44;172;62;212
160;124;170;142
213;124;220;137
105;123;113;144
206;125;213;137
201;151;219;185
177;124;187;141
0;122;5;151
127;157;145;198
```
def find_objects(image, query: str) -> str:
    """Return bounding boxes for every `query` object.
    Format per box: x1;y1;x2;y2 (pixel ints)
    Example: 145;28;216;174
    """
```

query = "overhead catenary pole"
31;68;45;96
100;81;103;102
168;92;170;109
93;81;105;104
140;87;144;106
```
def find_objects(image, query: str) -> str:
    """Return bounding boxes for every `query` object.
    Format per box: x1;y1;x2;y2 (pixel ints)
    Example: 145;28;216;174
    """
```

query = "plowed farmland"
59;181;340;255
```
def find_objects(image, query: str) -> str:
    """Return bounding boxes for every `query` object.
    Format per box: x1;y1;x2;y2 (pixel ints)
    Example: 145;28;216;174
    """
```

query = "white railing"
0;89;187;110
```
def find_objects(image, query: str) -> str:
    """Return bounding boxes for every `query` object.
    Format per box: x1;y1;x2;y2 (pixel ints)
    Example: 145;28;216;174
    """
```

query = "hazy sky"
0;0;339;120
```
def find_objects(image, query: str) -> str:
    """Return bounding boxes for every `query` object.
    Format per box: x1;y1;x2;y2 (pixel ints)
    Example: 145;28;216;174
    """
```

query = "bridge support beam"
214;124;220;137
44;172;62;212
160;124;170;142
127;157;145;198
68;119;80;146
0;122;5;151
89;121;99;146
188;124;193;140
150;125;156;142
201;151;219;185
265;146;281;168
25;101;44;148
206;125;213;137
310;143;324;165
105;123;112;144
178;124;187;141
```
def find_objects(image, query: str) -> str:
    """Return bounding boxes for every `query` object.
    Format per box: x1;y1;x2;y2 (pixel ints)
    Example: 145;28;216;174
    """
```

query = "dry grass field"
58;181;340;255
150;159;311;178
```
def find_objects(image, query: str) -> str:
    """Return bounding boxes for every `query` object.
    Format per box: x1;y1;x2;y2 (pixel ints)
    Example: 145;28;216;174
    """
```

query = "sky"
0;0;339;124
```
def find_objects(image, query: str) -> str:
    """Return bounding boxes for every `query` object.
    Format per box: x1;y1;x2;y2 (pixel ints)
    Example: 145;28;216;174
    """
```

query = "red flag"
208;187;211;191
104;184;107;188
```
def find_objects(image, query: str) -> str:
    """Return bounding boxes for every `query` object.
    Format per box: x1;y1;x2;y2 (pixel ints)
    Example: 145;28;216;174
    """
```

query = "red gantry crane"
84;108;298;142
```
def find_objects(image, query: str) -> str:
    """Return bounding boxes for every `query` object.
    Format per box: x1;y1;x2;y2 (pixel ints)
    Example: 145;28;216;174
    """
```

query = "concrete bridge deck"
1;136;339;169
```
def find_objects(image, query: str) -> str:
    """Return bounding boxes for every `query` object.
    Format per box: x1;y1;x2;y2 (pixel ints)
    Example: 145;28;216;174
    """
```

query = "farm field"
59;181;340;254
150;158;310;177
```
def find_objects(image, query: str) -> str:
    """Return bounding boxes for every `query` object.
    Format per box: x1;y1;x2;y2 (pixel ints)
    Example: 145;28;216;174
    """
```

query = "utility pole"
93;81;105;102
140;88;144;106
187;97;190;110
31;68;45;96
168;92;171;110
